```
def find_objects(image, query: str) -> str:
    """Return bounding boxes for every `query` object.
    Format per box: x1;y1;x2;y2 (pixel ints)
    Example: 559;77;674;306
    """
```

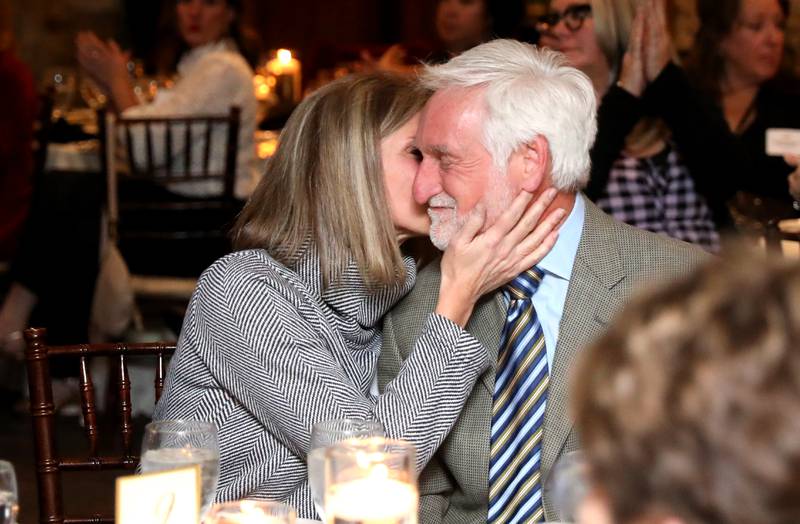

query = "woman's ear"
519;134;550;193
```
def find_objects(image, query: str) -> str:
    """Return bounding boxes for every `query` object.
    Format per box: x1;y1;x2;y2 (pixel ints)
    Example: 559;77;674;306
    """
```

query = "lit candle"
324;440;418;524
265;49;302;104
204;500;296;524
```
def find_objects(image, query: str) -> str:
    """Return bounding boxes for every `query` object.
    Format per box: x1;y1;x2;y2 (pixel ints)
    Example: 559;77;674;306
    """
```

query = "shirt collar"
537;193;585;281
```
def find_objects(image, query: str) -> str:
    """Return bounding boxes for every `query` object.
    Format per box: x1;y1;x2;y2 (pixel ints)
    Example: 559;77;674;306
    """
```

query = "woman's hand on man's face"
435;188;566;327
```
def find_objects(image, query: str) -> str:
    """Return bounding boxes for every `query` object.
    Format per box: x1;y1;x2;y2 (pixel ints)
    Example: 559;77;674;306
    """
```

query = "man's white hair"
420;39;597;191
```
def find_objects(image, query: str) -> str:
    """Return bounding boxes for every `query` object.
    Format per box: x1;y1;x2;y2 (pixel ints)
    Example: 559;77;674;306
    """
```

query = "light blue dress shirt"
505;194;585;371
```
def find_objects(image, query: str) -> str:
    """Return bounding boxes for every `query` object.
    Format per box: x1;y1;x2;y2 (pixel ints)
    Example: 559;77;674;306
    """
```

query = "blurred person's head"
415;40;596;249
537;1;609;77
688;0;789;98
435;0;490;54
573;250;800;524
233;72;431;288
157;0;258;73
435;0;527;55
175;0;237;49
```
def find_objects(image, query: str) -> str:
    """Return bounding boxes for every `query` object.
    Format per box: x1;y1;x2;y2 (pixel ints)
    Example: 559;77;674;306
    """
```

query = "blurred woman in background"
686;0;800;209
538;0;722;251
0;0;257;357
365;0;528;74
76;0;258;198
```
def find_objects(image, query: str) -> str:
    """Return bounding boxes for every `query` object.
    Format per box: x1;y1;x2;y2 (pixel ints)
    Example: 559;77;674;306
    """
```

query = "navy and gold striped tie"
489;267;548;523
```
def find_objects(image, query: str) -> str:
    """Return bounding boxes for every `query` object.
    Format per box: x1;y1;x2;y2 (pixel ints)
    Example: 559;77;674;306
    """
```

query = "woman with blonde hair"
154;72;564;518
538;0;723;251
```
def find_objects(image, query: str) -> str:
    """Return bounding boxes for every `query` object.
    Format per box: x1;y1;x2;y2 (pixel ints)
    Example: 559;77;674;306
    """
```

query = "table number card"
766;128;800;157
115;465;200;524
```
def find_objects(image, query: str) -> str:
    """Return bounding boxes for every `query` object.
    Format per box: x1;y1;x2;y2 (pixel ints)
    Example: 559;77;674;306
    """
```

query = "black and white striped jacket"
153;247;489;518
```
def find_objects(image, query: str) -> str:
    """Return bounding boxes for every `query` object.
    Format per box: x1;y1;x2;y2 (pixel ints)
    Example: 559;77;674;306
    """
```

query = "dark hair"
486;0;527;39
573;249;800;524
155;0;260;75
685;0;790;100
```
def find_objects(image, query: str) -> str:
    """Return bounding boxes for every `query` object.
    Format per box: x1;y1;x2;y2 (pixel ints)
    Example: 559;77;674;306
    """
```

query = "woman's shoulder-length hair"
232;72;431;289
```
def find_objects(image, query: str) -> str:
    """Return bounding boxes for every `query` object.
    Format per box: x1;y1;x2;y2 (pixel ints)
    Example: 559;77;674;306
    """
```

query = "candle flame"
277;49;292;65
370;463;390;480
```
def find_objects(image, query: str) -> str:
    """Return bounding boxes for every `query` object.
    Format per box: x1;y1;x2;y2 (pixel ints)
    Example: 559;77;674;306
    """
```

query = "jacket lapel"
541;200;627;476
468;294;506;394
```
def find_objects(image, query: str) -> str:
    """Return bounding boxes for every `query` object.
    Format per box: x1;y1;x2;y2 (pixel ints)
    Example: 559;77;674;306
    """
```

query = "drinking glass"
0;460;19;524
546;451;590;522
140;420;220;519
307;419;384;521
45;67;77;119
324;437;417;524
205;500;295;524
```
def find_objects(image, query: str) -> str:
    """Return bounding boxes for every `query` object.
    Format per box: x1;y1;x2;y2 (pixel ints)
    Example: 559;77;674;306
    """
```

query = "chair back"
99;106;241;244
23;327;176;524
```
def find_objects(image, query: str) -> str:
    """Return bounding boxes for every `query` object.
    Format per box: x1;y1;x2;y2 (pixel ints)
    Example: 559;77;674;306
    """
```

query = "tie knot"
505;267;544;300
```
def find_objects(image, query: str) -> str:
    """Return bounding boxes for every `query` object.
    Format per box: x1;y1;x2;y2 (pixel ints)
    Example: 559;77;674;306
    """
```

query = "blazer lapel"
541;200;627;476
467;294;506;394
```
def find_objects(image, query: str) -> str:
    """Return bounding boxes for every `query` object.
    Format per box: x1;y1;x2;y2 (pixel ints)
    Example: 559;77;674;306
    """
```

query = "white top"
123;39;258;199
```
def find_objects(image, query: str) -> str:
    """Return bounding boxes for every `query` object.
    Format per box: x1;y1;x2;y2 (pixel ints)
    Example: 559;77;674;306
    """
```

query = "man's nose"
413;158;443;205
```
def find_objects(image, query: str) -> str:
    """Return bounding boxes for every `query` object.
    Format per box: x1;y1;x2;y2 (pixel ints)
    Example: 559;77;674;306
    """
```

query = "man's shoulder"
581;198;711;274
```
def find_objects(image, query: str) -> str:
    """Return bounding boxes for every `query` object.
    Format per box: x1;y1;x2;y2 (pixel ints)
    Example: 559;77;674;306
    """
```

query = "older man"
378;40;708;523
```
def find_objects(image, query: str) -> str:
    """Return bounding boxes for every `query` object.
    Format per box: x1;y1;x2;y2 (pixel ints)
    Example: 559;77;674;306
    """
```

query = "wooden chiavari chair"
23;327;176;524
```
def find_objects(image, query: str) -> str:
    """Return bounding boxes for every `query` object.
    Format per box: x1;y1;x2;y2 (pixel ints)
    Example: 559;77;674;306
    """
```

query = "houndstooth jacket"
154;247;488;518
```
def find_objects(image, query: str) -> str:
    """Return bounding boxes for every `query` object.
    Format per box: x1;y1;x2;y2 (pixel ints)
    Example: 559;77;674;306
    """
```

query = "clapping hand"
76;31;130;91
617;0;674;97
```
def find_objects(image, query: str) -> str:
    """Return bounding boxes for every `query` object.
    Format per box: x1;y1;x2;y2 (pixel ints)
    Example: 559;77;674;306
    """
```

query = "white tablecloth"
44;126;276;177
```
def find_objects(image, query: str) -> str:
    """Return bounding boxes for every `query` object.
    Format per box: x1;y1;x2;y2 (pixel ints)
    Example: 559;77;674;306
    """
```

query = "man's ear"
519;134;550;193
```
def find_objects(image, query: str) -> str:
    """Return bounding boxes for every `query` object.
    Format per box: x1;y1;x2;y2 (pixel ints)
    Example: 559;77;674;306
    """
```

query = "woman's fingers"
500;187;558;249
512;207;567;269
644;0;672;81
453;204;486;245
517;230;560;272
618;7;646;96
486;190;536;241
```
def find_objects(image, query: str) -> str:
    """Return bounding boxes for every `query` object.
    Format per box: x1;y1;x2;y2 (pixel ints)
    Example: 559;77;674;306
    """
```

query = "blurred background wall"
9;0;800;89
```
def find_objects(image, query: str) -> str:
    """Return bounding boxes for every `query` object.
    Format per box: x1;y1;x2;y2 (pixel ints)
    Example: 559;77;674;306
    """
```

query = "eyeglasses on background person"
536;3;592;33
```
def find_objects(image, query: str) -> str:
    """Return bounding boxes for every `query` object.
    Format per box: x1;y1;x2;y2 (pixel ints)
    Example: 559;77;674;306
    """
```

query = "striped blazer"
154;247;489;518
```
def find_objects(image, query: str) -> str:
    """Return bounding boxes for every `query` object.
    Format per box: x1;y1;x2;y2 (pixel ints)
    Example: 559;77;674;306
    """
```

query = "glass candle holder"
324;437;417;524
204;500;296;524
